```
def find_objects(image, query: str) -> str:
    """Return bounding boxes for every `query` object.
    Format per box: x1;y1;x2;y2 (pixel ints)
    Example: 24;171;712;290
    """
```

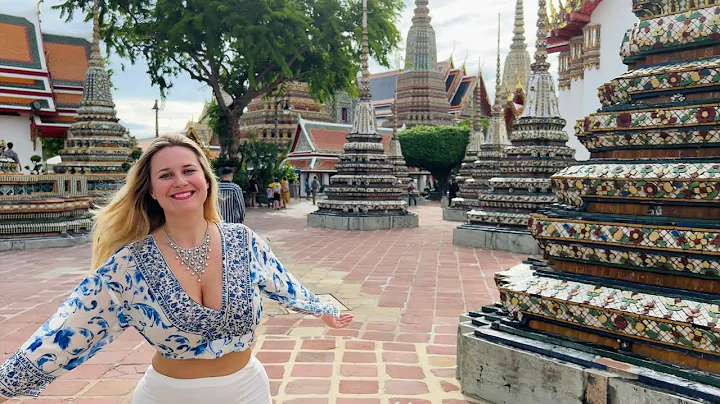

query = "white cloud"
115;99;207;139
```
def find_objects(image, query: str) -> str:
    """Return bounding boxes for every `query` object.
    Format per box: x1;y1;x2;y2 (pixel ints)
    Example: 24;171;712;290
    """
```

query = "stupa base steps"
453;224;541;255
457;310;719;404
0;232;91;251
307;211;418;230
443;207;469;222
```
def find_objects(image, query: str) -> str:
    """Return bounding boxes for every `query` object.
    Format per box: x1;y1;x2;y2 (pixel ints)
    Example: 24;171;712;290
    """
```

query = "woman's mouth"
171;191;195;200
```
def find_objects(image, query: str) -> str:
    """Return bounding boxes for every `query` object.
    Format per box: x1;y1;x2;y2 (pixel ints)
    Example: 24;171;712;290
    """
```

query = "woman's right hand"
0;396;8;403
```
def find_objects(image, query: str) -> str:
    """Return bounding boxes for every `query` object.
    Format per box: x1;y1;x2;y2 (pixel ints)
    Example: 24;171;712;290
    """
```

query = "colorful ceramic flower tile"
543;243;720;278
579;128;720;151
620;6;720;61
500;275;720;355
599;56;720;106
529;214;720;254
579;105;720;136
468;210;530;226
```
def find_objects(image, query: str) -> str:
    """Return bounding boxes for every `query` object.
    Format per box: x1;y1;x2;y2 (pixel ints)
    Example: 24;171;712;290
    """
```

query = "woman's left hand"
322;313;354;329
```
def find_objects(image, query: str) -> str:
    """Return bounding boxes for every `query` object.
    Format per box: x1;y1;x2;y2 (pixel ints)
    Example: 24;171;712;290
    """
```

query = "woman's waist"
151;349;252;380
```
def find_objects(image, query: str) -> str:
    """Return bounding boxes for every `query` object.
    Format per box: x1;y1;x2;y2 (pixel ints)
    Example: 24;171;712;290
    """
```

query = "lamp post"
151;99;160;138
273;98;291;147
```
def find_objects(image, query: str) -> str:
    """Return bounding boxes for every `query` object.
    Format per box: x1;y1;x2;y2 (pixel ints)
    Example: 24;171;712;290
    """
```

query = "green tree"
398;125;469;194
41;138;65;160
55;0;404;157
458;117;490;135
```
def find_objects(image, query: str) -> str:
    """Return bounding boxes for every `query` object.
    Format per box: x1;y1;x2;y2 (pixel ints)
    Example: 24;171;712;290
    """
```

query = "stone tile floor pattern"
0;201;526;403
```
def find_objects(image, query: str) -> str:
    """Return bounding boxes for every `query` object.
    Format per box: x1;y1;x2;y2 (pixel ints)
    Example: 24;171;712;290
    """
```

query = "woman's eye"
185;169;197;174
160;173;171;179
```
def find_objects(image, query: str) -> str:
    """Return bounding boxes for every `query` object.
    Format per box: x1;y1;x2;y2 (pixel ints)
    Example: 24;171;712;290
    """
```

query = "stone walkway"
0;201;525;403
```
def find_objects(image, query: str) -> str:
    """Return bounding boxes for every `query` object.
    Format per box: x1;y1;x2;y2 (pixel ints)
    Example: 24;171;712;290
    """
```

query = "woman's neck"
163;212;209;247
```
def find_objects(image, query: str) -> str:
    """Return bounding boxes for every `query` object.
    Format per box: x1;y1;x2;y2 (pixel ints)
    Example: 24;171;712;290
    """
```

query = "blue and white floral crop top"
0;223;339;398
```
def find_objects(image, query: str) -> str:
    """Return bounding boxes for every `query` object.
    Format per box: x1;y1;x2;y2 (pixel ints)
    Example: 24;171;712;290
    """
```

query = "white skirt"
131;356;271;404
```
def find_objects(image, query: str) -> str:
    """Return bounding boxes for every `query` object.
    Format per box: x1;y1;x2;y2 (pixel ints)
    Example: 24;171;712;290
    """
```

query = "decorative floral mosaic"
512;129;569;142
468;210;530;227
599;57;720;106
504;146;576;158
501;275;720;355
554;163;720;180
529;215;720;254
544;242;720;278
579;128;720;151
579;105;720;136
551;163;720;205
488;178;552;193
620;6;720;61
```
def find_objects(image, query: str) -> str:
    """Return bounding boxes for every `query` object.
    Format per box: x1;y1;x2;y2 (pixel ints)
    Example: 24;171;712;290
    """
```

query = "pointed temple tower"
307;0;418;230
53;3;132;176
453;3;575;253
458;1;720;402
393;0;454;128
501;0;532;100
387;93;411;196
449;17;511;222
444;65;487;220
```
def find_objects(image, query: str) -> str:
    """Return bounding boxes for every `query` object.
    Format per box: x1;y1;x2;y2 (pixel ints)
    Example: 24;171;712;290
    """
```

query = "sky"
1;0;556;140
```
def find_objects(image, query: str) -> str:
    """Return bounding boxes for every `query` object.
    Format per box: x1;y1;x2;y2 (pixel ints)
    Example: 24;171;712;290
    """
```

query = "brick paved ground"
0;200;525;403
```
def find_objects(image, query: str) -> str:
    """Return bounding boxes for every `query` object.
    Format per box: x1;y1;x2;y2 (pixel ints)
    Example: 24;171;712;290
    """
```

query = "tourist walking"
304;178;311;201
248;175;259;208
310;176;320;205
281;177;291;207
266;185;274;208
0;134;352;404
407;180;418;206
271;178;282;210
448;178;460;207
1;142;21;173
217;167;246;224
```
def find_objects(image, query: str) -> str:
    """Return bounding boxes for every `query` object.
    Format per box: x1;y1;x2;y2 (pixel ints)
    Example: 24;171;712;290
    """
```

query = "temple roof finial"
494;13;503;109
89;0;103;69
533;0;550;73
511;0;527;51
359;0;371;101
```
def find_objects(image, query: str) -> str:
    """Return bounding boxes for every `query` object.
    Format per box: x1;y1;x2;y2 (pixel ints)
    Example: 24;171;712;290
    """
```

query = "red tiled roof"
308;127;393;154
44;40;89;85
309;128;350;152
289;160;309;169
315;159;337;170
0;22;32;63
55;92;82;108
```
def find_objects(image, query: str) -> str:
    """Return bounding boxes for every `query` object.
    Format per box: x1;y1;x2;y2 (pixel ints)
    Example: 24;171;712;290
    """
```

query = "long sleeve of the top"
236;186;246;222
249;230;340;318
0;250;129;398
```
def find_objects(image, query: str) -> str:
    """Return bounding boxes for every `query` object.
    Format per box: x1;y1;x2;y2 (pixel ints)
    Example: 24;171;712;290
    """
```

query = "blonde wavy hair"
91;134;222;270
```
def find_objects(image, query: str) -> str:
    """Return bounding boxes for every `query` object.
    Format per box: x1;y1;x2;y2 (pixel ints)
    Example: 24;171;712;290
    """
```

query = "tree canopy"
398;125;469;193
55;0;404;156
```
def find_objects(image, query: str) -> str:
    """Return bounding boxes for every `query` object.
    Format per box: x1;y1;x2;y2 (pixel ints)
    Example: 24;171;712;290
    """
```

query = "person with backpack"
310;176;320;205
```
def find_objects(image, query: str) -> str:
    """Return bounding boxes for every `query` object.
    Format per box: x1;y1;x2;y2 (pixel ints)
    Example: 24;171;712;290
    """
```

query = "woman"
0;135;352;403
281;177;290;207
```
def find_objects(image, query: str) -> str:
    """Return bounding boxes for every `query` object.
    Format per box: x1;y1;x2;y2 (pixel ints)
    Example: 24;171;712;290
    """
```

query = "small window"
341;107;349;122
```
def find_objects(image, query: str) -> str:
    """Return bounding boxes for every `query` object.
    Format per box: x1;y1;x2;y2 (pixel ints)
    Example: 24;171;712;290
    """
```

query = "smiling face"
149;146;209;219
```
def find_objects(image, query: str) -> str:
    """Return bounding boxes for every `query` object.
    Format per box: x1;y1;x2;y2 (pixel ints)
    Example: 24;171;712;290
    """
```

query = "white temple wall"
0;114;43;173
557;0;637;161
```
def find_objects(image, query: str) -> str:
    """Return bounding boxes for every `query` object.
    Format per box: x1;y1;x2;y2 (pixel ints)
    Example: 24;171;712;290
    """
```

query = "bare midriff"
151;349;252;379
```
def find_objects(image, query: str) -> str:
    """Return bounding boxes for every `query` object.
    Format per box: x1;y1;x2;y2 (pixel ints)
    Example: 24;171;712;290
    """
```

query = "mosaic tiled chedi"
492;0;720;374
500;277;720;358
466;0;574;230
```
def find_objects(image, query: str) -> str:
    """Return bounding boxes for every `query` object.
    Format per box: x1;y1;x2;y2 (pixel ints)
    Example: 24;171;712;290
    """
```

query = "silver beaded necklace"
164;222;211;282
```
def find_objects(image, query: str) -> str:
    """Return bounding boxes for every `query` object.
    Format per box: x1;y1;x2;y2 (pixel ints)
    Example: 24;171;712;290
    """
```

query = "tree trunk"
433;169;451;196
